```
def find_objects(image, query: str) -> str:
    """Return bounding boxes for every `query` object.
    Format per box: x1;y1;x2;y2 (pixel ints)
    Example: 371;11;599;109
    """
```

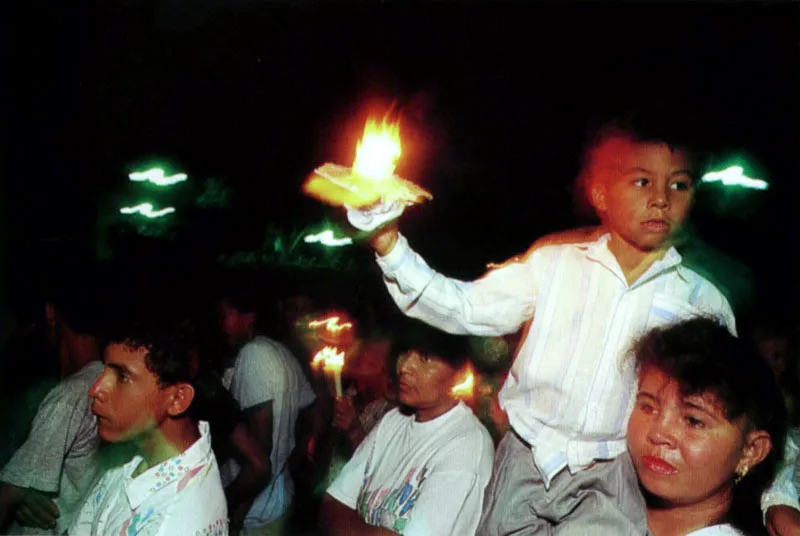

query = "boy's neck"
646;488;732;536
607;233;670;285
132;419;201;477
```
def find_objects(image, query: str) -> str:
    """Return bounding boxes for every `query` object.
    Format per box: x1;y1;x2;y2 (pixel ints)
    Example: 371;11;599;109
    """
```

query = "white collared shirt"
377;233;735;487
69;421;228;536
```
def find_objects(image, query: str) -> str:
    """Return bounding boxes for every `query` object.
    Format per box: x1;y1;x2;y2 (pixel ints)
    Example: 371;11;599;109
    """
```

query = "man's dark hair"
107;318;199;388
391;318;471;370
217;269;283;335
632;317;787;535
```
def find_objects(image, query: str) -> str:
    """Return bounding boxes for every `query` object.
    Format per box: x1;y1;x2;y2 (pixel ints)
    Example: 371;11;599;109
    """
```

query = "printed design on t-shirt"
195;518;228;535
177;463;208;493
119;506;155;535
149;456;190;493
356;466;429;532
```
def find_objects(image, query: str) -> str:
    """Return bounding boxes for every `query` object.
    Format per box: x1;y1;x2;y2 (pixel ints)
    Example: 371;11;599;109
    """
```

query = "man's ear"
738;429;772;476
167;383;196;417
590;180;608;213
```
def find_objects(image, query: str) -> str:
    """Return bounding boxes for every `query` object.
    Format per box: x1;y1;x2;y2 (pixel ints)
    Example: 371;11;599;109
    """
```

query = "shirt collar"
582;233;689;285
125;421;213;510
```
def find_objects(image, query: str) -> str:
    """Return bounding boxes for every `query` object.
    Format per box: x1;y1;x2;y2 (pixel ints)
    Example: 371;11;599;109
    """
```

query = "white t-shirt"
68;421;227;536
327;402;494;536
220;336;316;527
687;524;744;535
0;360;103;535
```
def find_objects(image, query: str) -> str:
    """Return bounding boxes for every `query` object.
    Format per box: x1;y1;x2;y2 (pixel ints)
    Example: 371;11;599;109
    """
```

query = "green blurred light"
128;168;188;186
701;166;768;190
304;230;353;247
120;203;176;218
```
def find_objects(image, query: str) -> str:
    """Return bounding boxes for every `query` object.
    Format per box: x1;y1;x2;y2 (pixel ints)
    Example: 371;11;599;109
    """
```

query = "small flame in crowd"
451;369;475;397
308;316;353;333
322;348;345;373
312;346;344;370
352;116;402;181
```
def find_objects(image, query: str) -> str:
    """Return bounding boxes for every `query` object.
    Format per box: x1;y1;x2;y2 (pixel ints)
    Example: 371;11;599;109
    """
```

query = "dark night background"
3;1;799;326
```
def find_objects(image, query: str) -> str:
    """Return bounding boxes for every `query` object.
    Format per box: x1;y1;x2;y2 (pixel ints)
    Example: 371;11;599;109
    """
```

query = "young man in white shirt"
348;111;736;534
218;282;317;534
68;319;228;535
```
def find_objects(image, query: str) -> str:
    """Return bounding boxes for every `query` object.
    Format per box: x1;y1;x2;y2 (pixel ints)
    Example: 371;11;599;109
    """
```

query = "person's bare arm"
0;483;24;529
319;494;396;536
225;402;274;532
0;483;59;530
767;505;800;536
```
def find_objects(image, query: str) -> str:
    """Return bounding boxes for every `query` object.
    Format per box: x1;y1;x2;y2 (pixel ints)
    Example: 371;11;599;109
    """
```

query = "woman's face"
627;364;758;508
396;350;458;421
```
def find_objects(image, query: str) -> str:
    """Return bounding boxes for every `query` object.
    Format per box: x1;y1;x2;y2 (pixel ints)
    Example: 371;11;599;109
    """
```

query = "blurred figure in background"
218;273;316;535
0;260;110;534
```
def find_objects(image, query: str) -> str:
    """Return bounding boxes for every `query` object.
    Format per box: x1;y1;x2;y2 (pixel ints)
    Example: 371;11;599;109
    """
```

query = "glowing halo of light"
128;168;188;186
304;230;353;247
308;315;353;333
119;202;176;218
700;166;768;190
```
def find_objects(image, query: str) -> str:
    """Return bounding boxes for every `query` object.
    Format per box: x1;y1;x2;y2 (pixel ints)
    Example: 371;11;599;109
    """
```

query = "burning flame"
352;117;402;181
312;346;344;370
451;369;475;397
308;316;353;333
323;347;345;372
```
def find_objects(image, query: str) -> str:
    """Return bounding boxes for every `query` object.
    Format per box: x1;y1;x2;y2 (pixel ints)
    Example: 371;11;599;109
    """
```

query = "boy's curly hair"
107;317;199;388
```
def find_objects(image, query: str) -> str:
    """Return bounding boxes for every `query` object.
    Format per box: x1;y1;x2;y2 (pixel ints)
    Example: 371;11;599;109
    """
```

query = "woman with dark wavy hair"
627;317;786;535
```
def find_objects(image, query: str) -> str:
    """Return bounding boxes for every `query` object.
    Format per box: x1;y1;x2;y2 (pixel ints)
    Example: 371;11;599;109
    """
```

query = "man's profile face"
88;343;173;443
219;301;253;346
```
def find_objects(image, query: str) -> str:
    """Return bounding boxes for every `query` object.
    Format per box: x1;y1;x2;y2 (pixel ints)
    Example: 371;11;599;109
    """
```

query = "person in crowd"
346;108;736;534
761;427;800;536
68;318;228;535
0;265;108;535
218;276;317;535
628;317;785;535
320;320;493;535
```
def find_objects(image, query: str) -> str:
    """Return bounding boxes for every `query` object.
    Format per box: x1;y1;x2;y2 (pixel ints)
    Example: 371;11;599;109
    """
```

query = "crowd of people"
0;111;797;535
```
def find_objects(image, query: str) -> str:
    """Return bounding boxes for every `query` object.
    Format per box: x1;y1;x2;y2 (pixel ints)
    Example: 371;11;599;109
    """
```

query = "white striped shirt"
377;233;735;487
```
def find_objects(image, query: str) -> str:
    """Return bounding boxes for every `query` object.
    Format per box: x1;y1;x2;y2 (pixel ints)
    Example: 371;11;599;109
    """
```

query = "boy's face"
590;137;693;252
89;343;176;443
